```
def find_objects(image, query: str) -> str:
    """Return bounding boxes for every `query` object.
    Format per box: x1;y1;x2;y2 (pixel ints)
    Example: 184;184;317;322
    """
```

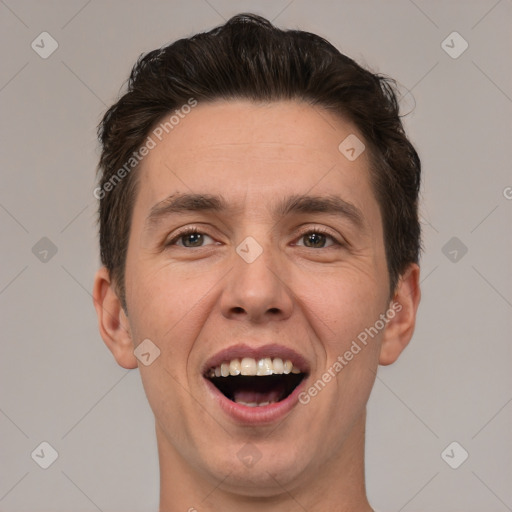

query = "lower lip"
204;376;308;425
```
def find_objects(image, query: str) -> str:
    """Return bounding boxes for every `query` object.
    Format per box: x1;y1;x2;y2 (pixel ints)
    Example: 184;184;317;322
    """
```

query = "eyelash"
166;226;343;248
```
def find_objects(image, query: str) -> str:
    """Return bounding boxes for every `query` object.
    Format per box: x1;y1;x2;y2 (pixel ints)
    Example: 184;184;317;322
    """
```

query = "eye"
295;228;340;249
166;227;216;248
165;226;342;250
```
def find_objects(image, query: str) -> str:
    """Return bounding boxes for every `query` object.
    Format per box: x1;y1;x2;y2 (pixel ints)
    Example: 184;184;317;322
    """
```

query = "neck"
157;410;373;512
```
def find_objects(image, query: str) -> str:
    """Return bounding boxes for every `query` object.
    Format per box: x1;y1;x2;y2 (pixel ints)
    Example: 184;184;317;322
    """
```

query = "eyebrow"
145;192;365;230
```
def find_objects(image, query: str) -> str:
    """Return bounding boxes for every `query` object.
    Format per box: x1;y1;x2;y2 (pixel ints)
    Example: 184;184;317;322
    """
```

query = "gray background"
1;1;511;511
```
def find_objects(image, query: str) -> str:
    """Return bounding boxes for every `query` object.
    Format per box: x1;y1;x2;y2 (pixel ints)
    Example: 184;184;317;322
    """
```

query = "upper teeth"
209;357;301;378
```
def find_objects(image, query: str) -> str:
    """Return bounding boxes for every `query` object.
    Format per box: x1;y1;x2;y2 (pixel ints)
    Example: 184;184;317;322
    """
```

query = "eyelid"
165;226;215;247
294;225;344;247
165;224;345;248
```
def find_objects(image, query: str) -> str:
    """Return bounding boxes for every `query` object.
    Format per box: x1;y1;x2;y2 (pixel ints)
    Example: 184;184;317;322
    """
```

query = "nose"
220;237;294;324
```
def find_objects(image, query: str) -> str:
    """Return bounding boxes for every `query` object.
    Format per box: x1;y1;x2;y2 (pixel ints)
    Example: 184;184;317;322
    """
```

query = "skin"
93;100;421;512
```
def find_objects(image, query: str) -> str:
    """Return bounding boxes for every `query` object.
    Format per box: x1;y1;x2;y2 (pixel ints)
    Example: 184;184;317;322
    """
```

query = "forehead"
134;100;377;222
166;100;341;148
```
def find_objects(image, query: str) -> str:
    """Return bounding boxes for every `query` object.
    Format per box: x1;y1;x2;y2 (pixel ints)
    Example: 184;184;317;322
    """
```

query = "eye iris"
304;232;326;248
183;232;203;247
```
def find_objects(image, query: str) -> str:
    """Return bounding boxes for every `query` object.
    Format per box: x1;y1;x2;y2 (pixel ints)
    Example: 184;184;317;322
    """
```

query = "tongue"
233;388;283;404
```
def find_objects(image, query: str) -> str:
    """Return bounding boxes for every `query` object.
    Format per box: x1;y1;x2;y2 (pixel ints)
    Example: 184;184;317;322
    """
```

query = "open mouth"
205;357;307;407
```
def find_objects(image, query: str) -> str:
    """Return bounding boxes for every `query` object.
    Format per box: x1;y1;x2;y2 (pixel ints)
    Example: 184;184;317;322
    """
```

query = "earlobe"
92;267;138;369
379;264;421;366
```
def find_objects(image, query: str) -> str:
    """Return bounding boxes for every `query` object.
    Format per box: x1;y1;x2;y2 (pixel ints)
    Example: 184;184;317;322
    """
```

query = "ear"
379;263;421;366
92;267;138;369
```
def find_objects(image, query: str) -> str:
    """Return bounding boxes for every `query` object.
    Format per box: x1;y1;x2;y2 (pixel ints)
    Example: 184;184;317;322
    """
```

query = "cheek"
126;260;209;338
295;265;386;347
301;268;386;403
123;263;210;415
124;263;211;437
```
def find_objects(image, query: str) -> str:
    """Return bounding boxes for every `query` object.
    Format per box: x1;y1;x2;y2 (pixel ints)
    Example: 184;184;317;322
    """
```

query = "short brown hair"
96;13;421;310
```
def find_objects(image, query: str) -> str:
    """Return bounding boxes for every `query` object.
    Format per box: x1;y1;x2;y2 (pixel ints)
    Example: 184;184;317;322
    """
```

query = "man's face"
123;100;392;491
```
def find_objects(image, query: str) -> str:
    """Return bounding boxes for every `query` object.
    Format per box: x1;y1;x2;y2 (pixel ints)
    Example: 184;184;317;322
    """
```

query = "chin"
196;440;313;497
